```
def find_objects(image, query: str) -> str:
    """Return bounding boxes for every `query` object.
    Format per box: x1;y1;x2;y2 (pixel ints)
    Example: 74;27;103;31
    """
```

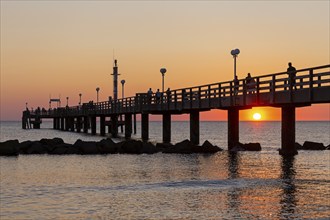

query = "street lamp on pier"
121;80;126;99
160;68;167;93
26;102;28;109
231;48;240;79
79;93;82;105
96;87;100;103
66;97;69;106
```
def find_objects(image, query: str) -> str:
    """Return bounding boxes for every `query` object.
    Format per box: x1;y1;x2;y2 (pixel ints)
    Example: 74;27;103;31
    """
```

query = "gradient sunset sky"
1;1;329;121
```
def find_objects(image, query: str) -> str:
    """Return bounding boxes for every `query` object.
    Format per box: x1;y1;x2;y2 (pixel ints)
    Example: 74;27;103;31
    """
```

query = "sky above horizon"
1;1;329;121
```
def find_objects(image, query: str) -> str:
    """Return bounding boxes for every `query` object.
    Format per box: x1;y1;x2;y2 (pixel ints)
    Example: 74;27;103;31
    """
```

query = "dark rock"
118;140;143;154
0;140;19;156
40;138;64;146
141;142;158;154
194;140;222;153
98;138;118;154
156;142;173;151
243;143;261;151
66;146;82;154
326;144;330;150
295;142;303;150
19;140;33;154
302;141;325;150
73;139;100;154
49;143;73;155
163;139;195;154
26;141;48;154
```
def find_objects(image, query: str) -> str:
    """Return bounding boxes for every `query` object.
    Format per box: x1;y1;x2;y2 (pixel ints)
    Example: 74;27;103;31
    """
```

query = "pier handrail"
28;64;330;117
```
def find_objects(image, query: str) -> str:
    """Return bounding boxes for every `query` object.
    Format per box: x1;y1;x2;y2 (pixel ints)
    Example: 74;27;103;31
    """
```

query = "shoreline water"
1;121;329;219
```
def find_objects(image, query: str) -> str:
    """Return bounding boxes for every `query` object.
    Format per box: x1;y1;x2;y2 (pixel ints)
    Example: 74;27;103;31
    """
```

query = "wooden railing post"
218;83;222;107
271;75;276;103
208;85;211;107
318;75;321;87
230;81;233;106
198;87;202;108
243;80;246;105
309;69;314;102
256;77;260;104
190;88;193;109
174;90;177;110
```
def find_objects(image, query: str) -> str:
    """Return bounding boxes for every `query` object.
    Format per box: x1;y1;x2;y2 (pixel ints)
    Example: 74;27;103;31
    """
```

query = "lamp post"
231;48;240;79
96;87;100;103
79;93;82;105
121;80;126;99
160;68;167;93
26;102;28;109
66;97;69;106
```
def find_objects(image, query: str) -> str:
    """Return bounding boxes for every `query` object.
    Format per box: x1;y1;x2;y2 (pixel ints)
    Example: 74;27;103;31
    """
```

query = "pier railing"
29;64;330;117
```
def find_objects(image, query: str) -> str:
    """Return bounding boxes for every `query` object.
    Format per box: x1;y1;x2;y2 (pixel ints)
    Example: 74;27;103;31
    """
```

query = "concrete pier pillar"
91;116;97;135
111;115;118;137
120;115;124;133
65;117;70;131
100;116;106;136
280;106;298;155
228;108;239;150
70;117;75;132
76;117;82;133
60;117;65;130
83;116;89;133
163;113;171;143
125;113;132;138
141;113;149;141
190;111;199;145
133;113;137;134
56;118;60;130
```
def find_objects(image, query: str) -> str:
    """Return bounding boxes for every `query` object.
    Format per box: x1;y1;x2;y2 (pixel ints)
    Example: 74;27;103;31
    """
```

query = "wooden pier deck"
23;64;330;155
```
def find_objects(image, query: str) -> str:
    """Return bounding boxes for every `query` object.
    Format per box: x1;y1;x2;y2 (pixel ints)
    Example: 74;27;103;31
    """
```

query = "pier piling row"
23;65;330;156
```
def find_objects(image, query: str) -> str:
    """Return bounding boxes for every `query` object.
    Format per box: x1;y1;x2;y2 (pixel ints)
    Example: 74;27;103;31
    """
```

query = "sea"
0;121;329;220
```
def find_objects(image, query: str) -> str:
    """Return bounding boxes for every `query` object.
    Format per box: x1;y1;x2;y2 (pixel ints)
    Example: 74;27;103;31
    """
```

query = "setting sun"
253;113;262;120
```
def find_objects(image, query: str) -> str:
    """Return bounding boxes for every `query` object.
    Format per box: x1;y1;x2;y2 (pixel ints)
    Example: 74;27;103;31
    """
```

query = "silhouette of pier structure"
22;64;330;155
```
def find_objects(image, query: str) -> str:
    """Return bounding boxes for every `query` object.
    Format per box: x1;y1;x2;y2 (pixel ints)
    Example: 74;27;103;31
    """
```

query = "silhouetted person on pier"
233;75;239;95
246;73;256;94
166;88;171;103
287;62;297;90
147;88;153;104
155;89;161;104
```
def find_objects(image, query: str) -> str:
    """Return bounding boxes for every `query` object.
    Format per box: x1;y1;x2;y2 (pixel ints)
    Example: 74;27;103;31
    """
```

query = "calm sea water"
0;121;329;219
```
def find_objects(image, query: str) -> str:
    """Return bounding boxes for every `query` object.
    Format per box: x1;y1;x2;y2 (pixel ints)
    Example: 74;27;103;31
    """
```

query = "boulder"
19;140;33;154
194;140;222;153
141;142;158;154
163;139;195;154
295;142;303;150
0;140;19;156
26;141;48;154
49;143;73;155
243;143;261;151
326;144;330;150
73;139;100;154
98;138;118;154
156;143;173;152
40;138;64;146
302;141;325;150
118;140;143;154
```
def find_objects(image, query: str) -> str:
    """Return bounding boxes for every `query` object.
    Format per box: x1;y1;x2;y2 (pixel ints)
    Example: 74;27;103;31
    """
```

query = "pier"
22;64;330;155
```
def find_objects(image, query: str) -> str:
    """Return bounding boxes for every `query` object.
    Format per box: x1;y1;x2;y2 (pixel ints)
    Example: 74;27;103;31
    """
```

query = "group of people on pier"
233;62;297;95
147;87;171;104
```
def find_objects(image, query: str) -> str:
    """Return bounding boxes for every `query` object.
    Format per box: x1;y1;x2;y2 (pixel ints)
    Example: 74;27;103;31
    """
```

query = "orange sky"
1;1;329;121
